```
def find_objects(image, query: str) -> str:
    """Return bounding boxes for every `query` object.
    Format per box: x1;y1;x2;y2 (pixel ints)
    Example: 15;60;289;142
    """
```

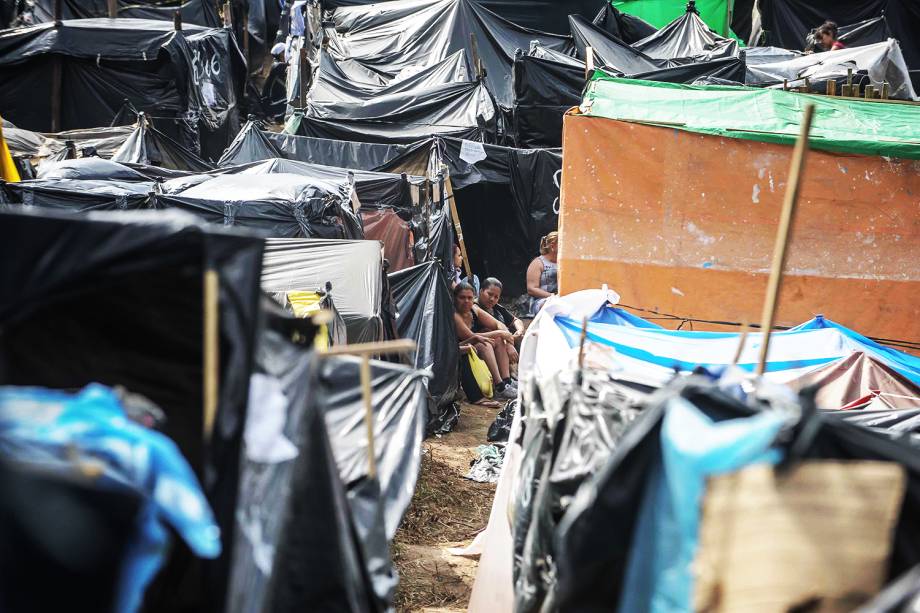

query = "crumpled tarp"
0;177;154;211
388;260;460;432
630;9;739;62
23;0;220;27
488;399;516;442
612;0;737;36
593;3;657;42
466;444;506;483
110;119;213;172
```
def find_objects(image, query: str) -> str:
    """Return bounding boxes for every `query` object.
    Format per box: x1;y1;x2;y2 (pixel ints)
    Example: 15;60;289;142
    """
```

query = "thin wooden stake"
359;355;376;479
731;321;749;366
881;82;890;99
174;9;182;31
203;269;220;441
825;79;835;96
469;32;483;79
577;316;588;369
756;104;815;376
298;45;308;109
441;164;472;279
107;0;117;18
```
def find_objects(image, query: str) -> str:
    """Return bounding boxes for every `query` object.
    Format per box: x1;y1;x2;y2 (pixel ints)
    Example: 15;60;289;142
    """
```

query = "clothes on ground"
466;444;506;483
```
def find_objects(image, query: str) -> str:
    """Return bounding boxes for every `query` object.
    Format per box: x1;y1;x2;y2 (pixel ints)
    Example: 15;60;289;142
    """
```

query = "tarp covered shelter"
0;207;265;613
1;118;134;165
322;0;575;109
21;0;221;27
611;0;738;37
560;75;920;344
261;237;388;343
0;18;245;160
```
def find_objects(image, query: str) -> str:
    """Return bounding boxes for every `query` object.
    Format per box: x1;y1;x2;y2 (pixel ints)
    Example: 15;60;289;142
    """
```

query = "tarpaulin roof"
612;0;737;37
261;237;386;343
2;122;134;162
288;79;498;144
749;40;916;100
0;177;153;211
324;0;575;107
110;119;213;171
0;207;264;612
24;0;220;27
0;19;244;159
581;75;920;158
154;172;365;240
388;260;459;430
547;295;920;385
630;8;739;61
756;0;920;71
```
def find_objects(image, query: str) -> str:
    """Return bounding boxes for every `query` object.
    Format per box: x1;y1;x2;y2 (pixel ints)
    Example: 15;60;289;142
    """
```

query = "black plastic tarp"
110;119;213;171
0;19;245;160
757;0;920;70
24;0;221;27
388;260;460;431
0;207;264;613
2;122;134;163
324;0;575;107
592;2;657;42
317;355;428;607
630;8;739;62
155;172;365;240
569;14;660;74
261;238;387;343
228;303;378;613
288;80;498;144
553;379;920;611
0;178;153;211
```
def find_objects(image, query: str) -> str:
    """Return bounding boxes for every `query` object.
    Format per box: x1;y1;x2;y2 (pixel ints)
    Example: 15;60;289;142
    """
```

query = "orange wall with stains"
559;113;920;343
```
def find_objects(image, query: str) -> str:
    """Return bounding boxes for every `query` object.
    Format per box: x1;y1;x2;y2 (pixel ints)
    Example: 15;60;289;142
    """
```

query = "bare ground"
394;402;500;612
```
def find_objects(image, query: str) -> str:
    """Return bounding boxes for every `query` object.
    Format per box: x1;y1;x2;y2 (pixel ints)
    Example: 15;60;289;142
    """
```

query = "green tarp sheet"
580;74;920;159
612;0;735;37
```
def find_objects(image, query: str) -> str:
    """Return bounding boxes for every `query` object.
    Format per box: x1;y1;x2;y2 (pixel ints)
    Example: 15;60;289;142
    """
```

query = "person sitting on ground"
453;281;518;400
817;21;846;51
477;277;525;354
526;231;559;316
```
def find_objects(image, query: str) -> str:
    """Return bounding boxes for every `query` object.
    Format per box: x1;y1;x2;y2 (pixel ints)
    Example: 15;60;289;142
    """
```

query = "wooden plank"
203;269;219;441
442;165;473;279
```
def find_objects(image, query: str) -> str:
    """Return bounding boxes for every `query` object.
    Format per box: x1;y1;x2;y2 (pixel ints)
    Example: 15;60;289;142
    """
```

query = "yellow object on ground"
0;115;20;182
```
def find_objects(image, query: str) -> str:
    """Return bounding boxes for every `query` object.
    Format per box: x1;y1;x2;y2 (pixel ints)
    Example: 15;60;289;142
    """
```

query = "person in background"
451;244;463;288
477;277;525;353
526;231;559;316
817;21;846;51
453;282;518;399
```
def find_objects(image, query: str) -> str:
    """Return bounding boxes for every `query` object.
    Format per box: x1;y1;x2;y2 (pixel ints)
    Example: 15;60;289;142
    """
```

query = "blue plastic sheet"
618;398;785;613
0;384;220;613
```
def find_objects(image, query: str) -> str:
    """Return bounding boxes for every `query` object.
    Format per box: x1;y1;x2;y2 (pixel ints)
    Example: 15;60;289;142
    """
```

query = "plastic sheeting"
388;260;460;431
325;0;575;107
262;237;386;343
228;305;379;613
582;75;920;157
317;355;428;607
362;207;415;272
0;207;264;613
155;172;365;240
2;122;134;163
0;177;154;211
24;0;220;27
613;0;736;37
552;375;920;611
593;3;657;42
110;119;213;172
789;352;920;411
630;9;739;61
287;80;497;144
743;39;916;99
0;19;245;160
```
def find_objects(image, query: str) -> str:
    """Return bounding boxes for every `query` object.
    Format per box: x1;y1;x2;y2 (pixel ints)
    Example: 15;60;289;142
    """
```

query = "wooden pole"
731;321;749;366
242;2;250;63
469;32;483;79
107;0;117;18
577;316;588;369
173;9;182;31
223;1;232;27
298;45;308;109
756;104;815;376
203;269;220;441
441;165;472;279
50;0;63;133
317;339;416;482
585;46;594;80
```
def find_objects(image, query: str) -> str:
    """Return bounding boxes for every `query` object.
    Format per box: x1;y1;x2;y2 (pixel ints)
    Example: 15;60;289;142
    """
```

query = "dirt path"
394;402;499;612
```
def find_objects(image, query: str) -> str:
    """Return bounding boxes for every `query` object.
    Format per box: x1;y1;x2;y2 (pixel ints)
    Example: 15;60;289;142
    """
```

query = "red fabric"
832;41;847;50
361;208;414;272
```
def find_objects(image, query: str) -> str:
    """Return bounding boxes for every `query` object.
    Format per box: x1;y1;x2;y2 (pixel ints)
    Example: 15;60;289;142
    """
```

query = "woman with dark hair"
817;21;846;51
478;277;525;351
453;281;518;400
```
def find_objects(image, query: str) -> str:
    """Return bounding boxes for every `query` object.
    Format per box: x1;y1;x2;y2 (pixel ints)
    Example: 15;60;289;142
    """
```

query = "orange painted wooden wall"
559;113;920;343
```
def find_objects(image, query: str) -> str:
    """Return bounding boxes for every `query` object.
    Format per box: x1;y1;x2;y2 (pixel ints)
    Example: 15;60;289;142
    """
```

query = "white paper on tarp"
459;139;487;165
244;374;298;464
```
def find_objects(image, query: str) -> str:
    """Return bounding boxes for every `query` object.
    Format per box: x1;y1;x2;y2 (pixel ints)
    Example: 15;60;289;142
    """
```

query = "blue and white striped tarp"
554;308;920;385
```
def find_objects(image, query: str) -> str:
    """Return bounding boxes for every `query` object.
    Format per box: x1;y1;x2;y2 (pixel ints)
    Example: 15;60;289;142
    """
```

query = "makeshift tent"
0;177;153;211
317;355;428;607
323;0;575;108
0;207;265;613
154;172;365;240
0;19;245;160
228;303;379;613
611;0;738;37
561;76;920;343
261;238;387;343
110;117;213;171
592;3;658;42
389;260;460;432
1;121;135;166
756;0;920;73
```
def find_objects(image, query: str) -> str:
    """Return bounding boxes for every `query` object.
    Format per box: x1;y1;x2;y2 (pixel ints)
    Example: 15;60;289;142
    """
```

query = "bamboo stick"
203;269;220;441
